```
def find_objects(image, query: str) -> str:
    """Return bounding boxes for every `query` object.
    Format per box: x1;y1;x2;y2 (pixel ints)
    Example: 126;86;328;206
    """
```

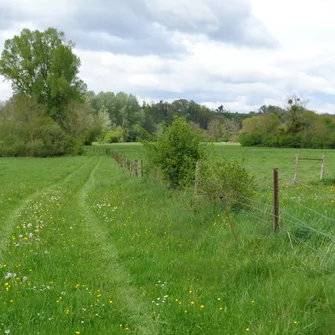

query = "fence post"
194;161;201;196
320;155;326;180
293;155;299;183
273;168;279;232
141;160;144;177
133;160;138;177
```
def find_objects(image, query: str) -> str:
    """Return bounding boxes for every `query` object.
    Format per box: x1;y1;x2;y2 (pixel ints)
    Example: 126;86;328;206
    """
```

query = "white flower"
5;330;11;334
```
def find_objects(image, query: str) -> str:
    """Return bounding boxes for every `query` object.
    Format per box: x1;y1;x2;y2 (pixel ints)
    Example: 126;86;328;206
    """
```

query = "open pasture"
1;144;335;334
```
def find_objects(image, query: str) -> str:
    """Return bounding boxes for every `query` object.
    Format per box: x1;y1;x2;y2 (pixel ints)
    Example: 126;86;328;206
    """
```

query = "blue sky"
0;0;335;113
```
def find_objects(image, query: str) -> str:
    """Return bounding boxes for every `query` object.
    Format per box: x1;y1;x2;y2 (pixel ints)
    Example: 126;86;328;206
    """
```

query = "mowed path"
0;155;159;335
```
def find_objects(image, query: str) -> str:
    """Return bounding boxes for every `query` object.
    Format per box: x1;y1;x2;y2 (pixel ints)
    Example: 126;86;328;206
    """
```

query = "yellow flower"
200;305;204;309
190;301;195;305
217;297;221;301
66;309;70;315
109;300;113;304
246;328;250;332
189;290;192;294
10;299;14;303
75;332;80;335
219;307;223;311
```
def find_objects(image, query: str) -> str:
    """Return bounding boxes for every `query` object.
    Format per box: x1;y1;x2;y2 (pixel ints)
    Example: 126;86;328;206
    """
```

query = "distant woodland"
1;28;335;157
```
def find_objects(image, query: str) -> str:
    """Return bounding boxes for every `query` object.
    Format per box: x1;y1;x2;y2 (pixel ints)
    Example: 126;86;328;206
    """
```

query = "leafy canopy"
0;27;86;123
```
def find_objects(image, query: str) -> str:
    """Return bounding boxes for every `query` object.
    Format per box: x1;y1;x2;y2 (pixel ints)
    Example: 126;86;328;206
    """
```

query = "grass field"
1;144;335;334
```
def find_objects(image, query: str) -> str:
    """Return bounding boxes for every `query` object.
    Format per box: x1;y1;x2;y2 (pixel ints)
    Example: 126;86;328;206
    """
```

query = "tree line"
0;27;333;157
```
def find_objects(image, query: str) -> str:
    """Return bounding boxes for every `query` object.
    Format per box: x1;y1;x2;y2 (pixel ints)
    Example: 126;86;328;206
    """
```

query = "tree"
285;95;306;134
0;28;86;124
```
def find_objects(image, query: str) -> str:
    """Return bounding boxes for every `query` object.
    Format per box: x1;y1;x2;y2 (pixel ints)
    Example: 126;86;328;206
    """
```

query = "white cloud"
0;0;335;113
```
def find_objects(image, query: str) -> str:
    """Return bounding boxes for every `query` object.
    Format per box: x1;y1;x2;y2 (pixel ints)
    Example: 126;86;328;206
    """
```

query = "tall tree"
0;28;86;124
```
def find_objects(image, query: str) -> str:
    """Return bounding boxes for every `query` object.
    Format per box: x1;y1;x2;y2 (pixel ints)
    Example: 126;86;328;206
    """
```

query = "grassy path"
0;156;158;334
0;157;91;262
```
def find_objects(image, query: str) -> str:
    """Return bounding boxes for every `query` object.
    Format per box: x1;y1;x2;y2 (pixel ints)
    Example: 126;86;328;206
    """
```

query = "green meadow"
1;144;335;334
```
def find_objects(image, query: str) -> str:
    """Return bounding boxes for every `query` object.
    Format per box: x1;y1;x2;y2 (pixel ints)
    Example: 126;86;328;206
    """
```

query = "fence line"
281;190;335;223
279;227;335;265
110;152;335;265
280;210;335;242
294;179;335;201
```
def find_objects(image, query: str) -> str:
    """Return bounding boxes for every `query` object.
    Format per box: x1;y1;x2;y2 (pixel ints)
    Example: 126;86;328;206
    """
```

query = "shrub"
143;116;204;188
197;156;256;211
39;124;76;156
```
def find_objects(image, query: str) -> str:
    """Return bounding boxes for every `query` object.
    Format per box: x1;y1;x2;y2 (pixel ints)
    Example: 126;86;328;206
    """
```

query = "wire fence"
108;152;335;266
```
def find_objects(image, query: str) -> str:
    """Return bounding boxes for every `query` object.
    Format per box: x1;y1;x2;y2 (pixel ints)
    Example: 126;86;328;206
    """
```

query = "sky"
0;0;335;113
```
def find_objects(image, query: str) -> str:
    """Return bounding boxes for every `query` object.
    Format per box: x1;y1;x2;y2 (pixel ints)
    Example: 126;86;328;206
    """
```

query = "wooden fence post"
141;160;144;177
273;168;279;232
293;155;299;183
194;161;201;196
320;155;326;180
133;160;138;177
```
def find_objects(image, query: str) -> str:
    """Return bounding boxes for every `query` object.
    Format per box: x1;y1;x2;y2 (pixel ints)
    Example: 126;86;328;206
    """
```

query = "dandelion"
125;328;129;331
217;297;221;301
66;309;70;315
294;321;298;325
246;328;250;332
75;332;80;335
109;300;113;304
189;290;192;294
190;301;195;305
251;300;255;304
200;305;204;309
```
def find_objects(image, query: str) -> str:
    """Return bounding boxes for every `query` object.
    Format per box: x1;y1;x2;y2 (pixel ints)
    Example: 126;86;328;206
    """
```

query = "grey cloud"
0;0;277;56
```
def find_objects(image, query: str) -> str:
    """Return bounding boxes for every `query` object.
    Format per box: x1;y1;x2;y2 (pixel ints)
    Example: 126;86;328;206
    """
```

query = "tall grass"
0;146;335;334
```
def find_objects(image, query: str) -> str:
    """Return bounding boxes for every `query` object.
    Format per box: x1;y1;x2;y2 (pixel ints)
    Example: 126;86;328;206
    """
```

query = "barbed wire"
279;227;335;265
280;210;335;242
294;179;335;201
280;190;335;223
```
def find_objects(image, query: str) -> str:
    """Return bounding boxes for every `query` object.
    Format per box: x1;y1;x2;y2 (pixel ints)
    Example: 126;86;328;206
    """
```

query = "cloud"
0;0;334;114
0;0;276;56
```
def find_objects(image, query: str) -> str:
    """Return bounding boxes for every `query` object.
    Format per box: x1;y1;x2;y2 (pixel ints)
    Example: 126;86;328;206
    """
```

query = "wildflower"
217;297;221;301
66;309;70;315
200;305;204;309
109;300;113;304
189;290;192;294
190;301;195;305
294;321;298;325
9;299;14;303
4;330;10;334
125;328;129;331
75;332;80;335
246;328;250;332
251;300;255;304
219;307;223;311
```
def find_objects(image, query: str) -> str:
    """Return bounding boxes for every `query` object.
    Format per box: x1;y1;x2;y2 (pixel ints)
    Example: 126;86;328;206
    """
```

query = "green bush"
39;124;76;156
197;157;256;211
143;116;204;188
